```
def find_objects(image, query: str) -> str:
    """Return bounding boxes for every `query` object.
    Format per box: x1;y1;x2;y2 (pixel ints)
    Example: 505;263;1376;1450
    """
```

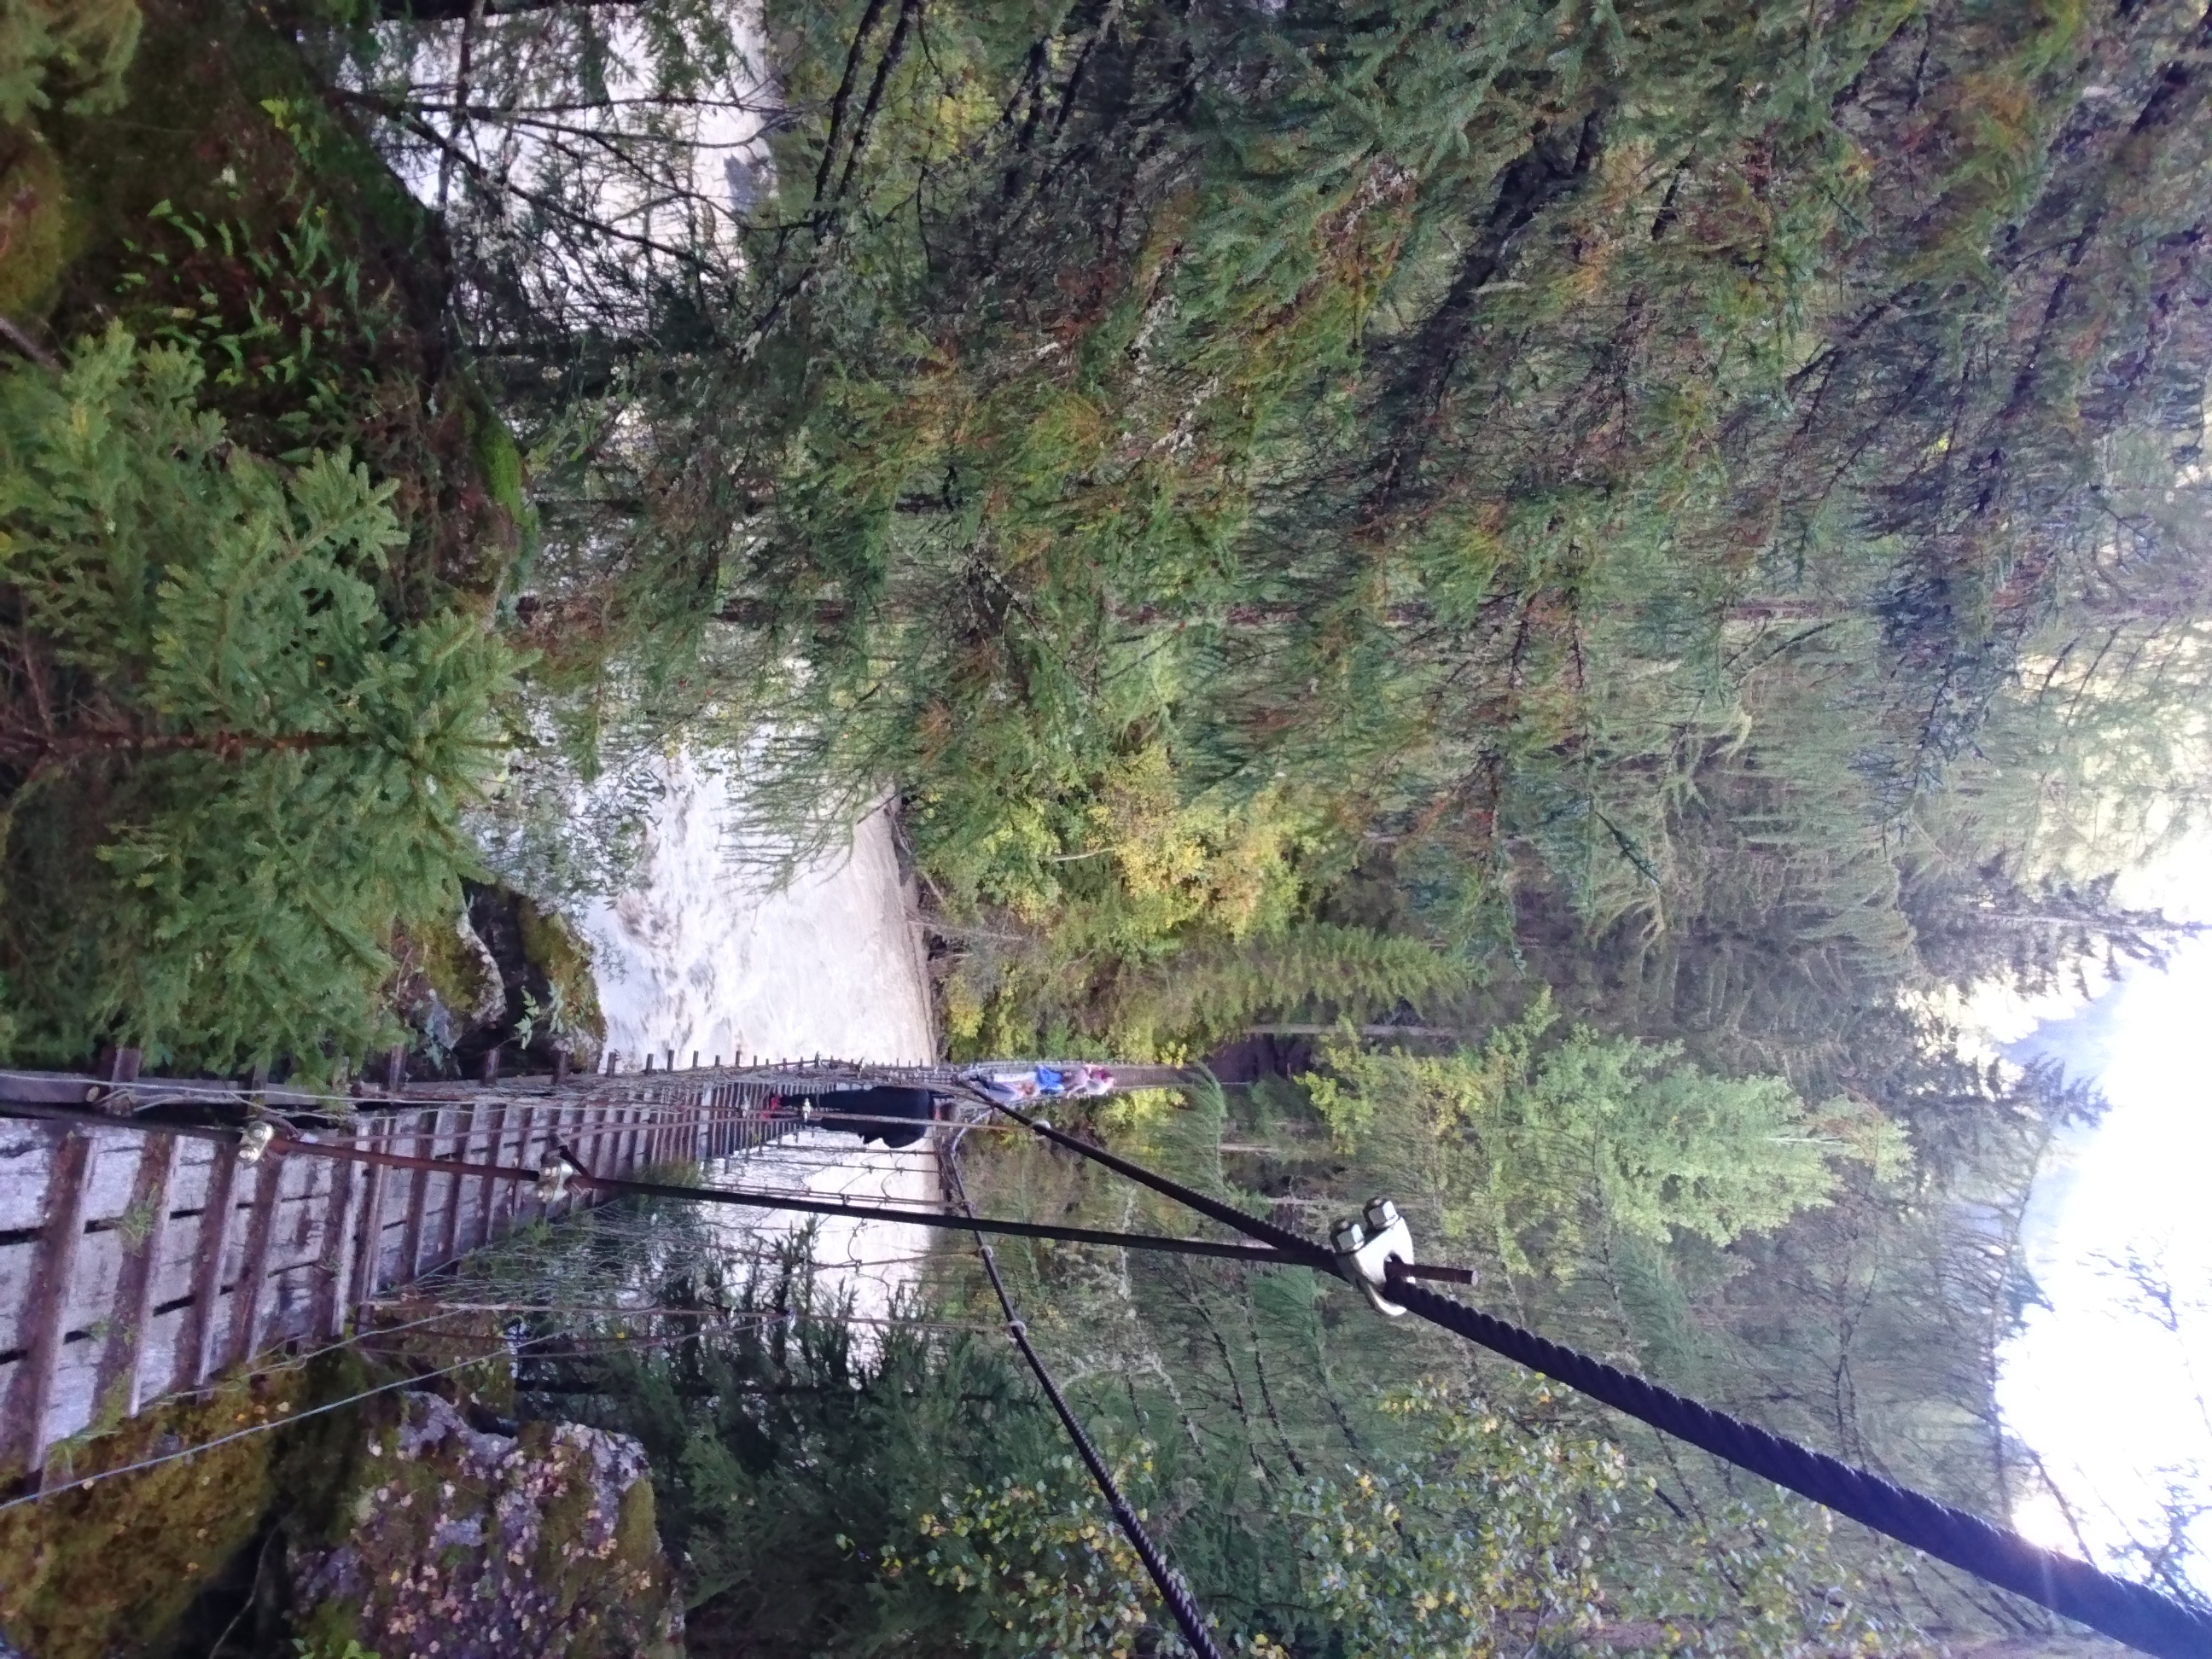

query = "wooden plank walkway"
0;1057;908;1487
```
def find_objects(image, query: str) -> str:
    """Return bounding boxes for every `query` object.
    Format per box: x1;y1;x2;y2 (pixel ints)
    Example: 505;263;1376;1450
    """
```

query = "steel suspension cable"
979;1100;2212;1659
943;1138;1227;1659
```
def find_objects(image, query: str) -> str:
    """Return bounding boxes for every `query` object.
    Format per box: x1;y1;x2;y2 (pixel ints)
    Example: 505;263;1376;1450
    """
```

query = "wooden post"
224;1153;285;1368
314;1122;362;1340
94;1126;178;1420
350;1115;392;1314
176;1138;239;1392
6;1126;96;1478
479;1046;500;1086
91;1045;142;1115
552;1050;569;1086
397;1108;439;1284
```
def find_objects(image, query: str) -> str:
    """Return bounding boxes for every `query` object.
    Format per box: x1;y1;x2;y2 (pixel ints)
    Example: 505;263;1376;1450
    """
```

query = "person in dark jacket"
802;1084;940;1148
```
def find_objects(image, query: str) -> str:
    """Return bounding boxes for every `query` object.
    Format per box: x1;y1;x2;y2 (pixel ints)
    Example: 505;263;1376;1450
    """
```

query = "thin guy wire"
0;1349;508;1516
945;1130;1228;1659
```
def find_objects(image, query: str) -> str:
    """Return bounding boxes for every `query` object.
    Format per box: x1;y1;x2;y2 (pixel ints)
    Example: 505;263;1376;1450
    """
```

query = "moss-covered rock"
516;896;608;1053
289;1392;684;1659
0;134;73;316
0;1360;341;1659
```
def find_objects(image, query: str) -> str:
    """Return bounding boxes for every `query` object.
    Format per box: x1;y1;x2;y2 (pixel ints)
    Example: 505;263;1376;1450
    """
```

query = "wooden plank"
515;1106;544;1225
0;1126;190;1236
0;1223;211;1361
579;1102;610;1211
475;1103;511;1247
397;1108;439;1285
282;1154;326;1257
4;1126;95;1476
465;1102;496;1251
93;1128;178;1420
261;1260;324;1343
349;1115;392;1314
224;1153;285;1368
173;1137;237;1391
591;1100;616;1201
436;1105;474;1267
313;1122;361;1340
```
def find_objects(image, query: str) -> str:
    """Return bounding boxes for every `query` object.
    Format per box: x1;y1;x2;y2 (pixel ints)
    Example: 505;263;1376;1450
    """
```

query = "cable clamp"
236;1121;276;1166
534;1161;573;1202
1330;1196;1412;1318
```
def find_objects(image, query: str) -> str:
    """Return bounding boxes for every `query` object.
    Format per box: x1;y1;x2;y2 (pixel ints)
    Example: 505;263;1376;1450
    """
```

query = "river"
577;754;940;1324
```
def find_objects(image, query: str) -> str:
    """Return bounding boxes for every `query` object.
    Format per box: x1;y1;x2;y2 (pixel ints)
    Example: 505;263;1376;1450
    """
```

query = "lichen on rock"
289;1392;683;1659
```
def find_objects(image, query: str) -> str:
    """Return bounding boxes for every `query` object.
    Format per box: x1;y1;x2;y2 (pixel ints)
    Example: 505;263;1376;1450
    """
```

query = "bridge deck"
0;1060;912;1484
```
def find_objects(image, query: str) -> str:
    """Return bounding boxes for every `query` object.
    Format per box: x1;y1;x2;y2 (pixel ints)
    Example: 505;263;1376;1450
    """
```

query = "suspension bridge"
0;1051;1157;1482
2;1052;2208;1659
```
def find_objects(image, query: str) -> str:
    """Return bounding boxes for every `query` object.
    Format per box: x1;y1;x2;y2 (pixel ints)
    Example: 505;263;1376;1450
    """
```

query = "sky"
1996;888;2212;1583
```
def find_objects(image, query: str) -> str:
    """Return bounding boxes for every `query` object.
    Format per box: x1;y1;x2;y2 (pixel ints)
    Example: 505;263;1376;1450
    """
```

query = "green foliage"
536;1244;1071;1658
949;917;1470;1062
1307;998;1901;1275
0;327;517;1073
553;1210;1927;1658
1253;1382;1919;1659
114;191;390;455
0;0;139;124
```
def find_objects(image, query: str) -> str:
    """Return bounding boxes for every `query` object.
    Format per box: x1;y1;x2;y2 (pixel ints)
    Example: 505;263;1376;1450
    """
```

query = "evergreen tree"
1305;998;1894;1277
0;327;518;1073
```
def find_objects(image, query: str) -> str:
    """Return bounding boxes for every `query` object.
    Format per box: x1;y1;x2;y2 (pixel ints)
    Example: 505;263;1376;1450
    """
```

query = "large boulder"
289;1392;682;1659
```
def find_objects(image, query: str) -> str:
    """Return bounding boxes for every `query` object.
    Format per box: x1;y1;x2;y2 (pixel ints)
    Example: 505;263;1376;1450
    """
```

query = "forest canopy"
3;0;2212;1650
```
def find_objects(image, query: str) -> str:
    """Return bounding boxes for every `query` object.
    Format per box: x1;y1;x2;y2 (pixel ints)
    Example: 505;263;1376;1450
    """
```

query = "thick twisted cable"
944;1144;1228;1659
997;1307;1227;1659
986;1099;2212;1659
1384;1281;2212;1659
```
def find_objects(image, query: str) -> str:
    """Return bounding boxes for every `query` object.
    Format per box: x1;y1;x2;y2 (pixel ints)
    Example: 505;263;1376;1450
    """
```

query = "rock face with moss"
289;1392;682;1659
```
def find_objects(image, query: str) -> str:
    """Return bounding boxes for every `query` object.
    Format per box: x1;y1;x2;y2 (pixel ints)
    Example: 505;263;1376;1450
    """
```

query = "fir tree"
0;326;518;1074
1307;996;1895;1277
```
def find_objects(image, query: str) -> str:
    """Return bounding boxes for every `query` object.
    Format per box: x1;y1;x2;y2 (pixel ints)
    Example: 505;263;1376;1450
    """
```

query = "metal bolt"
1330;1218;1366;1254
1364;1196;1400;1231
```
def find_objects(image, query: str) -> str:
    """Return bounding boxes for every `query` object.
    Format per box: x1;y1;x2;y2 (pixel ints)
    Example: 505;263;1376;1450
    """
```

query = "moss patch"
0;1356;357;1659
517;898;608;1050
0;133;73;315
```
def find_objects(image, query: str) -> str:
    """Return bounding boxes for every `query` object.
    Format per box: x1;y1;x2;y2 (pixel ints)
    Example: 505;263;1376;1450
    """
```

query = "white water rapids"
576;754;940;1322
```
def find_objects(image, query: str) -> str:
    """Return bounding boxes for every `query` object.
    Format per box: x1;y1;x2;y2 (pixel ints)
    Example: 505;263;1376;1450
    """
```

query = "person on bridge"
790;1084;940;1148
